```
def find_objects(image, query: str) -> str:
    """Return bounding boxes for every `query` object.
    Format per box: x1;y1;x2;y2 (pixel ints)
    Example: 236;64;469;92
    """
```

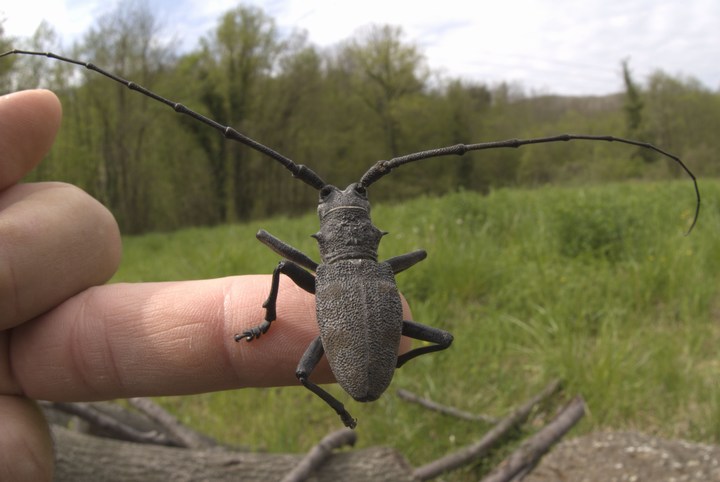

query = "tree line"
1;2;718;233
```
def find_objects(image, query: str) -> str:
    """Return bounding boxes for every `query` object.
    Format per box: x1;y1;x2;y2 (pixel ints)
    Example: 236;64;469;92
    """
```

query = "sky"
1;0;718;96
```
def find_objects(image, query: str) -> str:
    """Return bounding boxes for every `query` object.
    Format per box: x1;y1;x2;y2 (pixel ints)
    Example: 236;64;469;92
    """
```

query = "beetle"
0;49;701;428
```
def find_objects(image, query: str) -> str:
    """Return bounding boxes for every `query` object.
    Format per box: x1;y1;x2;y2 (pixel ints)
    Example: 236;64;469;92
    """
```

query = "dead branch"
44;380;581;481
412;379;562;481
128;397;218;449
281;428;357;482
46;402;180;447
480;396;586;482
397;389;498;424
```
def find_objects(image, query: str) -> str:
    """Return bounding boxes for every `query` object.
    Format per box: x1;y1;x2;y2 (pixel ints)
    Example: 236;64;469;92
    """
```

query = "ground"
525;431;720;482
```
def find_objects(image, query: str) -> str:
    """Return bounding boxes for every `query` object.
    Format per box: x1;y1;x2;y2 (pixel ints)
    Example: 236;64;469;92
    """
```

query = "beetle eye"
319;185;334;200
354;184;367;196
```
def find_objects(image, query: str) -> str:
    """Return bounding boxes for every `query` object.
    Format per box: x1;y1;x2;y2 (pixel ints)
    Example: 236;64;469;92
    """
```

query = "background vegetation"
1;2;718;234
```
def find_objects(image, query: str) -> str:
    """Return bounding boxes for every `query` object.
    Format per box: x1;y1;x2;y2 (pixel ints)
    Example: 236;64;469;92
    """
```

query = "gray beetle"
0;49;700;428
239;182;453;428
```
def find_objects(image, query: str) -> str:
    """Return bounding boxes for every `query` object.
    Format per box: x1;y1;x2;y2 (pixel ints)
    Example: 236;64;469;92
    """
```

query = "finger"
0;395;54;481
11;276;328;399
9;276;413;400
0;90;61;190
0;182;122;328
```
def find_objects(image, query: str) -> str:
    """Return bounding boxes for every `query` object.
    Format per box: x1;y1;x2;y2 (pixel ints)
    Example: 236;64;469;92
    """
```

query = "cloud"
2;0;718;95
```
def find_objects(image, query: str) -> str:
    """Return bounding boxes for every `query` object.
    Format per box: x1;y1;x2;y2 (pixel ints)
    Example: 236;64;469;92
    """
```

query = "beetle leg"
297;336;357;429
384;249;427;274
234;261;316;342
396;320;453;368
261;261;316;322
256;229;319;271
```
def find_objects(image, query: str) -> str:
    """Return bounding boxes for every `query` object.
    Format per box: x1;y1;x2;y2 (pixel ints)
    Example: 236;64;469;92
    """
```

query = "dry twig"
46;401;179;446
281;428;357;482
128;397;217;449
413;379;562;480
397;389;498;423
480;396;586;482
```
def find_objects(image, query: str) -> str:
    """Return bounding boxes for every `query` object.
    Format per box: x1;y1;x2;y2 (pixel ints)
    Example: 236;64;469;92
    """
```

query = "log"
51;426;415;482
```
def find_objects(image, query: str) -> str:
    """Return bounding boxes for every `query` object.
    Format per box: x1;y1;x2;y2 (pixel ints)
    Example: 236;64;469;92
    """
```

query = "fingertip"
0;182;122;327
0;89;62;120
0;89;62;189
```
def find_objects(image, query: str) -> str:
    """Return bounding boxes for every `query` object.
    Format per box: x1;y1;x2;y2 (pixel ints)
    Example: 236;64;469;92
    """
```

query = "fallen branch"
281;428;357;482
46;402;179;447
480;396;586;482
397;389;498;424
412;379;562;481
128;397;218;449
45;381;579;481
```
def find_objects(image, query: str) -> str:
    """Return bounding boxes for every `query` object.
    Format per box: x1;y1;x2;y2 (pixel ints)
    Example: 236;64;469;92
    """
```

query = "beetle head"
313;183;385;263
316;183;371;220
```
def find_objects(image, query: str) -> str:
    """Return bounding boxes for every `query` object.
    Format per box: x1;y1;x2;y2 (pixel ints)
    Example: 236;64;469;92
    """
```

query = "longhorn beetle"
1;50;701;428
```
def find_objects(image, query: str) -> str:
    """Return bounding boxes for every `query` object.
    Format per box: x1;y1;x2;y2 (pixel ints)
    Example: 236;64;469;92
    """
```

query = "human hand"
1;89;412;480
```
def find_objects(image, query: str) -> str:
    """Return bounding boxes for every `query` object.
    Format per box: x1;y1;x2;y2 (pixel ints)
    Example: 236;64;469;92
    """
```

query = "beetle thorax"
313;184;386;264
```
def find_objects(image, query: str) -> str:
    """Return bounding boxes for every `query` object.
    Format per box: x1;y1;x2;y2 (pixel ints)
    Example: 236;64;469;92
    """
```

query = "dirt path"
524;431;720;481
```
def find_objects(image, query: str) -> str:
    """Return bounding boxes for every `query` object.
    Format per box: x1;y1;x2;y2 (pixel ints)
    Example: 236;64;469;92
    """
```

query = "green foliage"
552;188;646;261
4;3;718;234
114;180;719;479
0;21;13;90
643;72;720;177
338;24;427;159
622;59;644;136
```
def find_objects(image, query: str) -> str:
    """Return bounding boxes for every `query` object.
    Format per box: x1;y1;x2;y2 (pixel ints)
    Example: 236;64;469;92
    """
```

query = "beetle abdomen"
315;259;403;401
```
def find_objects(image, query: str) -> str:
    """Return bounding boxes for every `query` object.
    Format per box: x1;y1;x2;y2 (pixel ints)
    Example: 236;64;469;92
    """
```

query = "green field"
113;180;719;476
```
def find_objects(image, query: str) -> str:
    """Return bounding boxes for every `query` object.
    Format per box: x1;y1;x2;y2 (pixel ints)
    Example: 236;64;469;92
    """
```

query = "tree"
620;59;655;164
249;33;326;216
0;20;63;92
181;5;283;222
0;21;14;93
57;1;175;233
338;25;428;158
643;71;720;176
442;79;492;190
621;59;644;136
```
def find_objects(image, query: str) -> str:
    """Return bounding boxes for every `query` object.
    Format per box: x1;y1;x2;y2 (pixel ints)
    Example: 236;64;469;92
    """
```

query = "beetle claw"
235;321;271;343
341;413;357;429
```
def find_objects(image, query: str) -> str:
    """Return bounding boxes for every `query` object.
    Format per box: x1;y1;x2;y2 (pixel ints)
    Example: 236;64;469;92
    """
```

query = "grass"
113;179;720;478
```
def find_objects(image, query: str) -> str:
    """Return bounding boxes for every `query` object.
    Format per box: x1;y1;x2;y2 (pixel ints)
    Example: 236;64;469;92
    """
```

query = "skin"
0;89;411;480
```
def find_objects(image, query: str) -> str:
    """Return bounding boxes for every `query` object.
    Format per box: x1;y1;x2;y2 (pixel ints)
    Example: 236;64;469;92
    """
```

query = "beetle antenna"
0;49;327;190
359;134;700;234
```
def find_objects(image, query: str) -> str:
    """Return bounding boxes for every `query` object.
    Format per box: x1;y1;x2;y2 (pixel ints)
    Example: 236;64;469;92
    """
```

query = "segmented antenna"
359;135;700;234
0;49;327;190
2;50;700;233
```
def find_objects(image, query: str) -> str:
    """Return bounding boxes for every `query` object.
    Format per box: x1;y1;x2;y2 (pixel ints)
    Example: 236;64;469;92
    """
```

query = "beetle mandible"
0;49;701;428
